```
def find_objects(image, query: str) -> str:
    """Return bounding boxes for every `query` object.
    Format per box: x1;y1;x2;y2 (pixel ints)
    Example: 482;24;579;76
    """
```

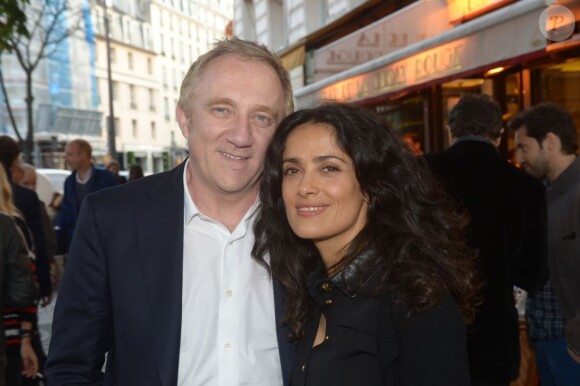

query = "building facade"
1;0;233;173
235;0;580;156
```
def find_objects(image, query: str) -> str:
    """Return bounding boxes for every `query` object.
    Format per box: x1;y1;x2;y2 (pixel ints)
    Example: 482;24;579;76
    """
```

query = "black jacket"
424;139;548;383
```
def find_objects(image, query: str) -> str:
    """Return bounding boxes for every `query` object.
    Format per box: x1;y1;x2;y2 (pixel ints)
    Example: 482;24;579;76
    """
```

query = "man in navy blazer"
54;139;118;253
45;37;296;385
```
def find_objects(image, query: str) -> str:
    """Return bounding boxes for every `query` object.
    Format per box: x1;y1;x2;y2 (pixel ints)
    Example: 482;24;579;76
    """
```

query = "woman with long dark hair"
253;103;479;385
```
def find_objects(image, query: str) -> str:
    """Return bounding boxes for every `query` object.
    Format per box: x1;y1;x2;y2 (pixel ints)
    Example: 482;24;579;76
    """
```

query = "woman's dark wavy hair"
253;102;479;340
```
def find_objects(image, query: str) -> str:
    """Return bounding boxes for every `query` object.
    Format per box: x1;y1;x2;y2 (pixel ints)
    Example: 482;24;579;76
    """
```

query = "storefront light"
485;66;505;76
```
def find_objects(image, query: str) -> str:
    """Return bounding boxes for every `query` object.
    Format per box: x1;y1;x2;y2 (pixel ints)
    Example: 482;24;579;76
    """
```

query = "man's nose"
226;115;252;147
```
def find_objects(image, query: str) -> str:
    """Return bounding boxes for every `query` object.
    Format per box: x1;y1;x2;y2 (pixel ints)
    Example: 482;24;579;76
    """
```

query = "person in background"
106;160;127;184
0;165;40;384
13;162;58;263
253;102;479;385
402;132;423;156
54;139;118;254
0;137;52;307
424;93;548;386
511;102;580;384
10;161;56;384
45;37;295;385
128;164;144;182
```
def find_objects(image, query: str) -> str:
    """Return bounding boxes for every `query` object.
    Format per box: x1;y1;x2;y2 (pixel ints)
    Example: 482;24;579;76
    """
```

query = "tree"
0;0;29;52
0;0;82;163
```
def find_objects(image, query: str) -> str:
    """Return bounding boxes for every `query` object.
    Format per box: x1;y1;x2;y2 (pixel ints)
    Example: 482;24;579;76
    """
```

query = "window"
110;47;116;64
112;81;119;101
149;88;156;111
98;79;102;105
164;97;170;120
163;66;168;89
147;58;153;75
114;117;121;136
128;52;134;70
129;85;136;109
132;119;138;137
151;121;157;139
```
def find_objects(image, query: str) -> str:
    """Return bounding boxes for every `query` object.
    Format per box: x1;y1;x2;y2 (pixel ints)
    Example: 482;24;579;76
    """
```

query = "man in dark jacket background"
54;139;118;253
424;94;548;386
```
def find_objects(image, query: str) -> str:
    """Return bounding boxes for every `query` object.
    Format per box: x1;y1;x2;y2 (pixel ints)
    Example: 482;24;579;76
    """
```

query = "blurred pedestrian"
128;164;144;182
0;136;52;305
45;37;295;385
54;139;118;254
254;103;477;385
106;160;127;184
512;102;580;383
424;93;548;386
0;165;40;385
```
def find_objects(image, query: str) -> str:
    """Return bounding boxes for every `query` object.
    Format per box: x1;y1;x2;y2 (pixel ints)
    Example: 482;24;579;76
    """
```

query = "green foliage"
0;0;30;52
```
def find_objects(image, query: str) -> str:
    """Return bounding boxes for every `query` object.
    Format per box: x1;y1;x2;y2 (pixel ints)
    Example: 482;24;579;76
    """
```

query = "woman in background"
128;164;144;182
253;103;479;385
0;165;39;384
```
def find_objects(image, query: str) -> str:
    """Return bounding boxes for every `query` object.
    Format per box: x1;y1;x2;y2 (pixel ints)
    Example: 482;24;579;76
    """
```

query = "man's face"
177;55;286;198
515;126;549;179
20;169;37;191
65;143;89;171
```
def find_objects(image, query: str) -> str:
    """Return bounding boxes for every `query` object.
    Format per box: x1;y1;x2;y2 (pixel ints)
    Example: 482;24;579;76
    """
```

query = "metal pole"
104;2;117;160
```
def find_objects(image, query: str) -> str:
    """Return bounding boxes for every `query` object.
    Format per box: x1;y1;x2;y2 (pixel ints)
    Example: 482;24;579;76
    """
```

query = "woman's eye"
322;165;340;173
283;167;299;176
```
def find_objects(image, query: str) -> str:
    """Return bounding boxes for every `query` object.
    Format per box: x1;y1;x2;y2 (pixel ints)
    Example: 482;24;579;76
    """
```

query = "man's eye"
255;115;273;126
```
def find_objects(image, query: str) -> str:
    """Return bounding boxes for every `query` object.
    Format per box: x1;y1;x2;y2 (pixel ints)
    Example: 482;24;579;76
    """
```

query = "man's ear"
176;105;189;139
492;128;504;148
543;132;560;152
446;125;456;146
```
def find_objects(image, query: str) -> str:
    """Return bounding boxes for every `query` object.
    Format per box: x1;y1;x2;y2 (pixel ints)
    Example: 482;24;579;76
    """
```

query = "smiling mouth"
220;151;248;161
297;206;325;212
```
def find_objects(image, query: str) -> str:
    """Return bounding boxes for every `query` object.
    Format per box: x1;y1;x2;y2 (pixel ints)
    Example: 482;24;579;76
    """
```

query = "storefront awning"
280;45;306;72
295;0;550;108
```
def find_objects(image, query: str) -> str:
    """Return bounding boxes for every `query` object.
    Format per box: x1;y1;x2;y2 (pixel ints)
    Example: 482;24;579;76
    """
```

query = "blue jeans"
535;338;580;385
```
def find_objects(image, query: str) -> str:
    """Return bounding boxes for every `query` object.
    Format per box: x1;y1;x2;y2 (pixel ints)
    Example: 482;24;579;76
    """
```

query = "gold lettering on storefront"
373;64;406;93
414;44;463;81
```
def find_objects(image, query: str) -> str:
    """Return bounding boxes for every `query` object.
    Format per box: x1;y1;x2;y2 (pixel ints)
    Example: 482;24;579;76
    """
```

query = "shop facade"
294;0;580;156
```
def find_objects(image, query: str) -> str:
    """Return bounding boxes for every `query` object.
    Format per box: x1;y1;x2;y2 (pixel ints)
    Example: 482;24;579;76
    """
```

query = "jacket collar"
309;247;378;298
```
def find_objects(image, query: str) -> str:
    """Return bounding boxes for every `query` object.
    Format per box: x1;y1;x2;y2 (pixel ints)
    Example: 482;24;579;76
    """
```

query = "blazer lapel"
273;279;296;385
136;163;185;386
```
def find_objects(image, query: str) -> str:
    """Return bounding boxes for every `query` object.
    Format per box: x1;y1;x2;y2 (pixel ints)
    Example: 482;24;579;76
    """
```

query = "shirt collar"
451;135;496;148
182;158;261;226
548;156;580;192
75;165;93;184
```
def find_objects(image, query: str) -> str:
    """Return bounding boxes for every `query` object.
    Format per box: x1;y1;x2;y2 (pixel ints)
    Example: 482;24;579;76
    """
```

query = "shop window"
538;58;580;137
375;93;426;156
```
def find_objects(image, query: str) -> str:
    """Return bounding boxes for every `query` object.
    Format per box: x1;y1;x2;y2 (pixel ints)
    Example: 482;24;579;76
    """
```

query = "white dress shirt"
178;161;282;385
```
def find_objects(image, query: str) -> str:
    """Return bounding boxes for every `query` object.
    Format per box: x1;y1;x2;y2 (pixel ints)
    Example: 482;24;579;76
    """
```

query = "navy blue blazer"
54;166;118;252
45;162;295;385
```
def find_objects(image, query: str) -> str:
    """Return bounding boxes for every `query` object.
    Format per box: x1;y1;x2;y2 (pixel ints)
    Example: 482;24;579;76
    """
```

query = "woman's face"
281;122;368;258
